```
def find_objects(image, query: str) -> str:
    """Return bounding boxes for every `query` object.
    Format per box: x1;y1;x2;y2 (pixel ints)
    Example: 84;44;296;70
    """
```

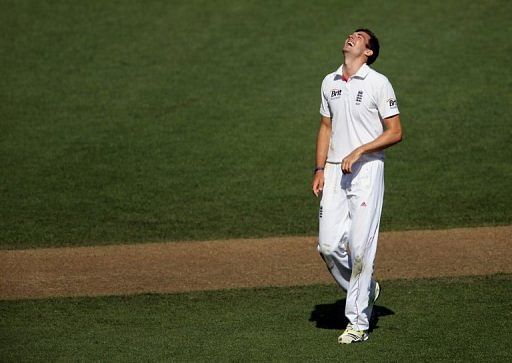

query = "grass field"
1;1;511;361
1;0;511;249
1;275;511;361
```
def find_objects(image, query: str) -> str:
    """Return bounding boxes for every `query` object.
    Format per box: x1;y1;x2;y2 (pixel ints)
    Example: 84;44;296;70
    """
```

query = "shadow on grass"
309;299;395;332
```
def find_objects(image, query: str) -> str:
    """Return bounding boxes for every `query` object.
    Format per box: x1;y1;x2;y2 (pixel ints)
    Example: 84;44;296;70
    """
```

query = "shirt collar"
335;63;371;80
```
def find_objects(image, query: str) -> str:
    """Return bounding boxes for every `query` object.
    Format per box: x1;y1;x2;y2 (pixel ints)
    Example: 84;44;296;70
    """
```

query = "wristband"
313;166;325;174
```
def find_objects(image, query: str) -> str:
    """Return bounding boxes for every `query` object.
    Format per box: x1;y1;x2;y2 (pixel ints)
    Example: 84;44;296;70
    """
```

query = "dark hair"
355;28;379;65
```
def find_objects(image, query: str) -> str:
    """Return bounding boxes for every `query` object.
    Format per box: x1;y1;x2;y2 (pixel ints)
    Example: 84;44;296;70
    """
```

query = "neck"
342;53;367;78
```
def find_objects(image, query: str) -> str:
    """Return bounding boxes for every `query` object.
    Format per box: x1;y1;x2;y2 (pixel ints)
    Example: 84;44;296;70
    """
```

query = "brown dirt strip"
0;226;511;300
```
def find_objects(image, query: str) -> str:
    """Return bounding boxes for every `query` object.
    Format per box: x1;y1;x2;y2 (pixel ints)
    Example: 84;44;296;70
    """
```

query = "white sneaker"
338;282;379;344
338;324;369;344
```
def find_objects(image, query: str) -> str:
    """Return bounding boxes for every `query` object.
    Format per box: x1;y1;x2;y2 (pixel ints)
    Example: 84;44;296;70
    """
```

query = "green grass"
1;275;511;361
1;0;511;248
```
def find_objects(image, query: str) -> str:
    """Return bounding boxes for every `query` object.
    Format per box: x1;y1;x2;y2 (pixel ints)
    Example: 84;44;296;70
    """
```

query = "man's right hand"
313;115;331;197
312;171;325;197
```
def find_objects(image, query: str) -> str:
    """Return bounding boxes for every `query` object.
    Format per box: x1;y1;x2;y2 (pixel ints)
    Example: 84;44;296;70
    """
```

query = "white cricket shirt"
319;64;399;162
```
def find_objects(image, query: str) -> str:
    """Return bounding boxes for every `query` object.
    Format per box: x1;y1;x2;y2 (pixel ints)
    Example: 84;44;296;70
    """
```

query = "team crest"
356;90;364;105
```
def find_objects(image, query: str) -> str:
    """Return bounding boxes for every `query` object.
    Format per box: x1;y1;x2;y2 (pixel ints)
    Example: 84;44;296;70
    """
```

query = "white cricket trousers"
318;159;384;331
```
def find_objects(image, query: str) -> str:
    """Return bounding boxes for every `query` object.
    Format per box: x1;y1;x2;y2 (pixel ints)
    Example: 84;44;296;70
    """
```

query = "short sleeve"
319;78;331;118
377;79;399;119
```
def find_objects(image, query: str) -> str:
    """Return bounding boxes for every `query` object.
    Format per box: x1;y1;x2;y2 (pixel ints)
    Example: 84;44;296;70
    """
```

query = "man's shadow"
309;299;394;332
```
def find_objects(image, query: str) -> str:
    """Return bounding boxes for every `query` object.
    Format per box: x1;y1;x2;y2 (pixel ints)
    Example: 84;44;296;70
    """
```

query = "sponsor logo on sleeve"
388;98;398;108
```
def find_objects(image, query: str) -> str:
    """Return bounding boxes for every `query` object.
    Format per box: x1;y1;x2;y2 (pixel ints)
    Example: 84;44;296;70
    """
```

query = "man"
312;28;402;344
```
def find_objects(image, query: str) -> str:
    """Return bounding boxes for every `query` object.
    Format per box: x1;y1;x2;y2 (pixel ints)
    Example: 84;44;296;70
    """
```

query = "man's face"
342;31;372;57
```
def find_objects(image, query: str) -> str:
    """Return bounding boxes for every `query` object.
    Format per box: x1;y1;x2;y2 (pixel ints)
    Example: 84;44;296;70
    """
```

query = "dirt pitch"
0;226;511;300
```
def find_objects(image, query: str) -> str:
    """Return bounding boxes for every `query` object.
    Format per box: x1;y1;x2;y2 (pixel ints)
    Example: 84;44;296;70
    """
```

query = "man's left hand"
341;148;363;174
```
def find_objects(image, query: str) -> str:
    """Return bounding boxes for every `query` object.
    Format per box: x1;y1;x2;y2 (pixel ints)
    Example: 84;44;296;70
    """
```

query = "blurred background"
1;0;511;248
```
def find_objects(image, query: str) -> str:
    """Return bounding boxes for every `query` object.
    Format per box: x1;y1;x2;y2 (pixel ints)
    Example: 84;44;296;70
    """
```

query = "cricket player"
312;28;402;344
